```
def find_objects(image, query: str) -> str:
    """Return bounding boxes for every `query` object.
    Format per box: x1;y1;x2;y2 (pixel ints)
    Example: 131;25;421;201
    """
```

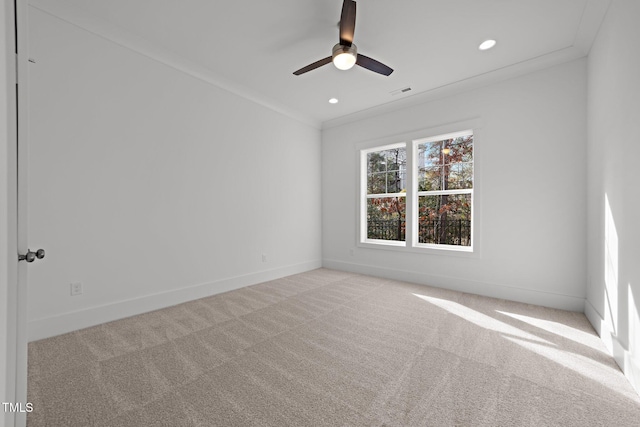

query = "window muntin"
360;131;474;251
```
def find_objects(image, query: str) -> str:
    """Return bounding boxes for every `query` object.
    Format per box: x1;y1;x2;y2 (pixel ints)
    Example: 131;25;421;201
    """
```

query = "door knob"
18;248;45;263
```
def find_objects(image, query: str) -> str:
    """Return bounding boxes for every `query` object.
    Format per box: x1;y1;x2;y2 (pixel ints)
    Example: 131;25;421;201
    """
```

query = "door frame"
2;0;19;425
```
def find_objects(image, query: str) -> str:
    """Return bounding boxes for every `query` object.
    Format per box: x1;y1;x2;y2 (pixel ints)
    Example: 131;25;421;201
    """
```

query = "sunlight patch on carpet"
412;293;552;345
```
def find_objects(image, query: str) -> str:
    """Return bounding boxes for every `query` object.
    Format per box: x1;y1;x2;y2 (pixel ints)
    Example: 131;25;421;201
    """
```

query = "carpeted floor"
27;268;640;426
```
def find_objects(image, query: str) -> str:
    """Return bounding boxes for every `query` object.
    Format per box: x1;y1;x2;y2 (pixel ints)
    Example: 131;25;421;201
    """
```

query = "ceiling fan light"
332;43;357;70
333;52;356;70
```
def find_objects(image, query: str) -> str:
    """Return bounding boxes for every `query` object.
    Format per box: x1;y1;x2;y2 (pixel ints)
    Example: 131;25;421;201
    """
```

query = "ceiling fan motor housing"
332;43;358;70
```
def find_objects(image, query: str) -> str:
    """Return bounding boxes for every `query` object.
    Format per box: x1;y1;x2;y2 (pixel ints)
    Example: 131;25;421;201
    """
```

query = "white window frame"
412;130;474;252
358;126;478;255
360;142;407;248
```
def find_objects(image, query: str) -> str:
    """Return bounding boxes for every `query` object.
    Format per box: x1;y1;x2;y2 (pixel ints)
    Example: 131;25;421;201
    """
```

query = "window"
416;132;473;248
364;144;407;243
360;130;474;251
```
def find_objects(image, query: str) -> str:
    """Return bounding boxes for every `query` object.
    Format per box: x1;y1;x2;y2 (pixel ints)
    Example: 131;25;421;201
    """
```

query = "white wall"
26;8;322;340
322;59;588;311
585;0;640;393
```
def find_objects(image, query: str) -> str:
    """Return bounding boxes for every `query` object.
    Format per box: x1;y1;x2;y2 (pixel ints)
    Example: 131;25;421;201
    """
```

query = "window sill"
358;240;479;258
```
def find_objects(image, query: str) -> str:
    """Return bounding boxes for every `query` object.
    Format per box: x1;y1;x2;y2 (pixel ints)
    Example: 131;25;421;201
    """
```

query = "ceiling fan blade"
356;54;394;76
339;0;356;46
293;56;333;75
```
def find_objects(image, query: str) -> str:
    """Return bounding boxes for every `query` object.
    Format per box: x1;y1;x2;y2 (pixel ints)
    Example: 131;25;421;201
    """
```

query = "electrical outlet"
262;254;267;263
70;282;82;296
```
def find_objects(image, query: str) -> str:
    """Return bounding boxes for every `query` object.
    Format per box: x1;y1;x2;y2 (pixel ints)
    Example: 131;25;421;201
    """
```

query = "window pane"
450;137;473;162
367;147;407;194
367;152;387;173
418;194;471;246
367;196;406;241
386;170;406;193
368;172;387;194
446;162;473;190
419;166;443;191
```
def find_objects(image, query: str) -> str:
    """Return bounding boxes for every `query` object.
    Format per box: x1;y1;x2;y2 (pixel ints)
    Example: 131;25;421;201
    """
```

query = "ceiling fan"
293;0;393;76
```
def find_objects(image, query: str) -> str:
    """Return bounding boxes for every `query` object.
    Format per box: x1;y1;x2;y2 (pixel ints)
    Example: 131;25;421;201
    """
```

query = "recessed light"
329;98;339;104
479;39;496;51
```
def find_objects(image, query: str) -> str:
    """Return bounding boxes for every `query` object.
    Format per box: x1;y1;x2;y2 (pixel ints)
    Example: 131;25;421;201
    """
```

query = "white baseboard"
28;260;322;341
584;299;640;395
323;259;586;312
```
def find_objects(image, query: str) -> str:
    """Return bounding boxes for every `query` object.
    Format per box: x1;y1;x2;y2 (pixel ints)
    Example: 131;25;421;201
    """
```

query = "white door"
13;1;33;426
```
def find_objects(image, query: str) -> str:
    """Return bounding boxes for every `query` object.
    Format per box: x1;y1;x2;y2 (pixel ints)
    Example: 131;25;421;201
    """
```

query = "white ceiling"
31;0;610;128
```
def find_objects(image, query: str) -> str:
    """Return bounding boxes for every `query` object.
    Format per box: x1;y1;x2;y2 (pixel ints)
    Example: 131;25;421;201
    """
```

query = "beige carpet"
27;268;640;426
